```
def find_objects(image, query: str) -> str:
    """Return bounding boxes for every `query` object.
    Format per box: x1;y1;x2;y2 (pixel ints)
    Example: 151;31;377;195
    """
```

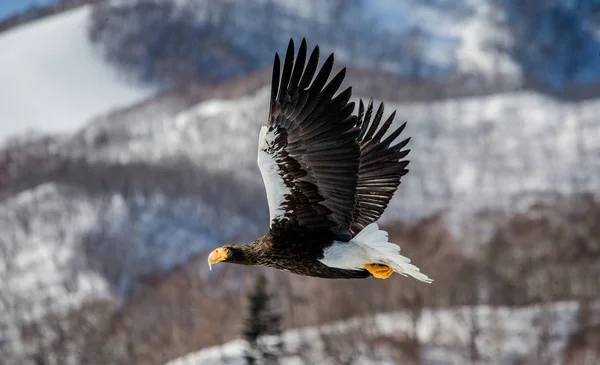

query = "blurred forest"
1;0;600;365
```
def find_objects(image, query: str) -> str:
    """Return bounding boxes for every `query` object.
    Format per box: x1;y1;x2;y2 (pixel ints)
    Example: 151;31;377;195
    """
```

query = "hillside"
0;5;155;143
2;79;600;363
75;86;600;221
88;0;600;96
165;301;600;365
1;2;600;363
87;0;517;89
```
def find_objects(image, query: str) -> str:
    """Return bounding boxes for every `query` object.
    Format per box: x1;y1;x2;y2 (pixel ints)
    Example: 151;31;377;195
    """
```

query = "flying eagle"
208;39;432;282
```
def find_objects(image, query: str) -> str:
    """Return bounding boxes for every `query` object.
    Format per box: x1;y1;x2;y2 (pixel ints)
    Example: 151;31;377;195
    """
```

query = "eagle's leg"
364;263;394;279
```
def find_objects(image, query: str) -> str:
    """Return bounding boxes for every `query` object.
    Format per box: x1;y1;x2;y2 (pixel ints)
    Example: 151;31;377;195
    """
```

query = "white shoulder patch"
257;126;288;227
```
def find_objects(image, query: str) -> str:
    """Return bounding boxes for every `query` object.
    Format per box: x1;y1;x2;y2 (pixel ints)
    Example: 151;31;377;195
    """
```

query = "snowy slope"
1;78;599;361
88;0;520;89
0;180;264;358
3;82;597;328
0;183;110;355
165;301;598;365
77;86;600;222
95;0;600;91
0;5;155;143
366;0;520;79
91;0;527;89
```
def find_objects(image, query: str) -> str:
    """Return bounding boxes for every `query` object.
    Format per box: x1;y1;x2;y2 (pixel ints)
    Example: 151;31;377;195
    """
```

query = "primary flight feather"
208;39;432;282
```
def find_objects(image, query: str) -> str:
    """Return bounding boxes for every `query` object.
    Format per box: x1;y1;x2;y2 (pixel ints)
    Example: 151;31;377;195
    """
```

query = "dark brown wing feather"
350;99;411;233
265;38;360;241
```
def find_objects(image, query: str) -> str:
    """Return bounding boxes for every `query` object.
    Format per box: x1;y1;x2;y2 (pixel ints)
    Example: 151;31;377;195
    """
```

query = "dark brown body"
224;227;370;279
263;251;370;279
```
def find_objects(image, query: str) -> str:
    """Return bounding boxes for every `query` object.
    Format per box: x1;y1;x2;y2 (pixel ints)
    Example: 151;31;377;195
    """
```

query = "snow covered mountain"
2;14;600;350
75;85;600;221
88;0;600;94
1;1;600;362
2;84;599;349
165;301;600;365
0;5;156;143
87;0;519;88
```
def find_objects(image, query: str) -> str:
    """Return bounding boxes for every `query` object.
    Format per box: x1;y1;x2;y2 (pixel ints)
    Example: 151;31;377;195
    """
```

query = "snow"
0;183;110;354
383;91;600;220
79;86;270;170
78;85;600;224
165;301;596;365
365;0;521;81
1;2;598;362
0;5;155;143
0;183;109;307
2;80;593;339
449;0;520;78
0;181;260;357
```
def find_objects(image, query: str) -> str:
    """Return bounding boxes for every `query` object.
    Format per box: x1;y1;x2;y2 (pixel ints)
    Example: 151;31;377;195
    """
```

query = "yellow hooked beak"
208;247;228;270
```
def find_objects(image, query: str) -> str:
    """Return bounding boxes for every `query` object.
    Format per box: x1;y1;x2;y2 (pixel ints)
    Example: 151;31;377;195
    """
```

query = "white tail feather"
352;223;434;283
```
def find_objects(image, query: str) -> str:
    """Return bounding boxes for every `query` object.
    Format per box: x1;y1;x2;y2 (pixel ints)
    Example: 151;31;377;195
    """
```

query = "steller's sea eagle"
208;39;432;282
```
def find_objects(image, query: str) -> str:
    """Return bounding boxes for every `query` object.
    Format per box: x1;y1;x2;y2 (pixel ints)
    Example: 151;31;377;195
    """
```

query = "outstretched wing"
350;99;411;234
258;38;360;241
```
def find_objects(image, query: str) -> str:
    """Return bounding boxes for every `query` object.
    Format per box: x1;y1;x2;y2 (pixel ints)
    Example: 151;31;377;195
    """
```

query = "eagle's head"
207;244;261;269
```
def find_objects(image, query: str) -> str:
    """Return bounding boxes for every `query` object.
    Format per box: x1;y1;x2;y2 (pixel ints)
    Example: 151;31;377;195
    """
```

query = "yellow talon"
364;263;394;279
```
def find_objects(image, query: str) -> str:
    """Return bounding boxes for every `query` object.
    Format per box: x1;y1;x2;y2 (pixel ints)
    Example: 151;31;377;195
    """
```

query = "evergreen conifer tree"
243;274;282;365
